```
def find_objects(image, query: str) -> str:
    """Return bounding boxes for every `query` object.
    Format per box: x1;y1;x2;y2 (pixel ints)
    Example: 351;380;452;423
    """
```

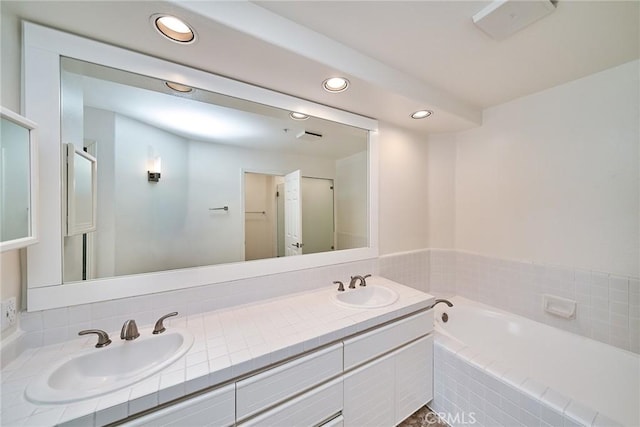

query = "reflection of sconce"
148;156;161;182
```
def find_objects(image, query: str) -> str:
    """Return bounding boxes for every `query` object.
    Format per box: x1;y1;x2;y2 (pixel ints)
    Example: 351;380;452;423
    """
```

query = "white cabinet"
343;350;396;427
343;310;432;370
395;335;433;425
117;309;433;427
342;310;433;427
236;343;342;421
122;383;235;427
238;378;343;427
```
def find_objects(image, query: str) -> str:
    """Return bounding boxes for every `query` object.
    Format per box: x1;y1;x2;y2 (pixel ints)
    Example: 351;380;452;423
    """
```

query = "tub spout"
429;299;453;309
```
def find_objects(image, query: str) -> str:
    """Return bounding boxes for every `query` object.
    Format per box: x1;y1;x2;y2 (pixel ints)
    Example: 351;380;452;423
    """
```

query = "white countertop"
1;277;433;426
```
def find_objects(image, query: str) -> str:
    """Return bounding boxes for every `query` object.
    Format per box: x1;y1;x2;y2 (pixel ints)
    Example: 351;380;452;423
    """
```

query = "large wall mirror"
0;107;38;252
24;23;378;311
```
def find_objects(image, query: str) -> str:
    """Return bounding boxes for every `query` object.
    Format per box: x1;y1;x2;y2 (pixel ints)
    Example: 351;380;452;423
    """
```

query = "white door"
284;170;302;256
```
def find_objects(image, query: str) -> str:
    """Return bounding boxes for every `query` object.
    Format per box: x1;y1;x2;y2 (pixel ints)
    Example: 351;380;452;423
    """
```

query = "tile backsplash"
5;247;638;367
2;259;376;367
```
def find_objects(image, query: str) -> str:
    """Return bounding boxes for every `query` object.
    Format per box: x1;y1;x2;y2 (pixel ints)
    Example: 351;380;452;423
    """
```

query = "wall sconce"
148;156;161;182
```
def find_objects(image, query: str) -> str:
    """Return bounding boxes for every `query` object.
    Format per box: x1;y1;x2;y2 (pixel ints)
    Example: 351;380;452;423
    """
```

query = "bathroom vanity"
1;277;434;426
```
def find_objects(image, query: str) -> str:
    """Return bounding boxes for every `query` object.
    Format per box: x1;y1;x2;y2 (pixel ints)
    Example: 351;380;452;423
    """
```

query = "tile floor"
399;405;449;427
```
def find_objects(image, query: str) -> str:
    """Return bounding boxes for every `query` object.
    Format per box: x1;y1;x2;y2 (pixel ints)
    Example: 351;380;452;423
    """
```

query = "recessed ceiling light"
289;112;309;120
152;14;196;44
323;77;349;93
411;110;433;119
165;81;193;93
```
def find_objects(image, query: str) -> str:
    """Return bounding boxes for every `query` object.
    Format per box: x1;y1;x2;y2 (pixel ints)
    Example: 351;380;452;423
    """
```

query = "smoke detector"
296;130;323;141
473;0;558;40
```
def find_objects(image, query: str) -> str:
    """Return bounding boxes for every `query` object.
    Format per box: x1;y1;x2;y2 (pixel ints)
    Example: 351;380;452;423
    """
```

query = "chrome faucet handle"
334;281;345;292
361;274;372;287
79;329;112;348
120;319;140;340
153;312;178;334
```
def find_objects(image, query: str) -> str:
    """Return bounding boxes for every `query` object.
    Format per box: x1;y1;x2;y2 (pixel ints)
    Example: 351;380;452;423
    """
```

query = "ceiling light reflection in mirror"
60;57;369;284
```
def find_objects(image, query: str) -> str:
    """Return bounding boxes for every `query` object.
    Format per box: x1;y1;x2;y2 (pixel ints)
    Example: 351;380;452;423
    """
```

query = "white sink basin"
332;285;399;309
26;328;194;404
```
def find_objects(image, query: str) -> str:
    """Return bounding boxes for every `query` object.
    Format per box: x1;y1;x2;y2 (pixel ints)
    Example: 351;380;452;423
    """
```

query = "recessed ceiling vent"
473;0;558;40
296;130;323;142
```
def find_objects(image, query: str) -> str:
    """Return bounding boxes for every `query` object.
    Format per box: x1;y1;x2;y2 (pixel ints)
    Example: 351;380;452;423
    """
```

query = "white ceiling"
256;1;640;109
2;0;638;135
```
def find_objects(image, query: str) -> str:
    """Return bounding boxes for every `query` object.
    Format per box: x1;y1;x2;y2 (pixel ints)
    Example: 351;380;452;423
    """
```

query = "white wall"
0;9;23;338
335;151;368;250
85;108;116;278
425;133;456;249
378;123;430;255
454;60;639;277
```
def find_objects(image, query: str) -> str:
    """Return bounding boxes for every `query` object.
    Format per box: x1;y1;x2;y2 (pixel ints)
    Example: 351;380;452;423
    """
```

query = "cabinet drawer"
238;377;343;427
343;310;432;371
122;383;235;427
236;343;343;420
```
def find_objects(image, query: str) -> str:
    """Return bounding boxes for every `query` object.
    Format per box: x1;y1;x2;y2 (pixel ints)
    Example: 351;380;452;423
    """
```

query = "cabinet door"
395;335;433;425
239;377;342;427
122;383;235;427
343;351;395;427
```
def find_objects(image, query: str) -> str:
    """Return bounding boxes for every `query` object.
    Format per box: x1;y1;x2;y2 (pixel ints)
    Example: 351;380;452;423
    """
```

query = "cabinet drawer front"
236;343;343;420
123;383;235;427
343;310;432;370
239;377;343;427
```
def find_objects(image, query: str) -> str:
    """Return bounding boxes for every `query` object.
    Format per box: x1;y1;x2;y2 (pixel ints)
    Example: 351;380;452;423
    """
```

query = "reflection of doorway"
244;172;335;261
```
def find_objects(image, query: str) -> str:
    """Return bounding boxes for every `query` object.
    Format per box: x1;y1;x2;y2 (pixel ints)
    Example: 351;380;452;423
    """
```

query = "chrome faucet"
120;319;140;340
428;299;454;309
350;274;372;288
79;329;111;348
153;312;178;334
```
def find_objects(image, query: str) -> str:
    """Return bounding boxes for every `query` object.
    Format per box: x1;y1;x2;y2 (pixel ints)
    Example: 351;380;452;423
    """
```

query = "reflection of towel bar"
246;211;266;214
209;206;229;211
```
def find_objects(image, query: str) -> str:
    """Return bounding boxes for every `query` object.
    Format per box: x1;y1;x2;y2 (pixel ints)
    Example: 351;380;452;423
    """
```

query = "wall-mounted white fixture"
473;0;557;40
323;77;349;93
148;156;162;182
543;294;576;319
289;112;309;120
296;130;323;141
165;81;193;93
151;14;196;44
411;110;433;119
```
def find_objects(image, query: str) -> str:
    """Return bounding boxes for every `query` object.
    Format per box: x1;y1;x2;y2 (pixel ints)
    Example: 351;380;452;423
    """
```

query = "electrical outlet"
1;297;17;332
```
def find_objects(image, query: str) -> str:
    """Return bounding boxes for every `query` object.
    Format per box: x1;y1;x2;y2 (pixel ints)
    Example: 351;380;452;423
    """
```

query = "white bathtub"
432;296;639;427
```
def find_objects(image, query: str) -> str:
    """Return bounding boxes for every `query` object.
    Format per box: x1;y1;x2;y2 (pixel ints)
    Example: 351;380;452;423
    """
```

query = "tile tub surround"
379;249;639;354
454;251;640;354
431;338;624;427
0;278;433;426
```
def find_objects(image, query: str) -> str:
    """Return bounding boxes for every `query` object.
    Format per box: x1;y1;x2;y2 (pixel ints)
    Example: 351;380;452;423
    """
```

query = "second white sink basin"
332;285;399;309
26;328;194;404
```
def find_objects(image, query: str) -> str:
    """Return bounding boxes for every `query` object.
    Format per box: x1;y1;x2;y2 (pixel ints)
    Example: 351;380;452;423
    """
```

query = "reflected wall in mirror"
60;58;369;283
0;107;38;252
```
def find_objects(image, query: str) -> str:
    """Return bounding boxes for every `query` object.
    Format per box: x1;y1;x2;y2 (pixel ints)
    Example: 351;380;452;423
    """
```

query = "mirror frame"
0;107;38;252
23;22;379;311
